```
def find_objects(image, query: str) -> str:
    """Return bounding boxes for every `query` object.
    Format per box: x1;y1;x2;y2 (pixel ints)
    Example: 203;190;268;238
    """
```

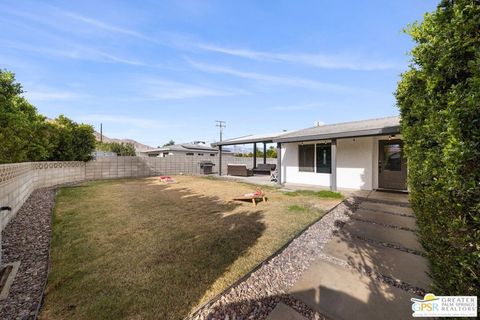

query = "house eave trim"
273;126;400;143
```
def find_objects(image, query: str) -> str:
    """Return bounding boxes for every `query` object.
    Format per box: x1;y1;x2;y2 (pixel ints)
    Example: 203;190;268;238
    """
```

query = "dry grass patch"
41;176;341;320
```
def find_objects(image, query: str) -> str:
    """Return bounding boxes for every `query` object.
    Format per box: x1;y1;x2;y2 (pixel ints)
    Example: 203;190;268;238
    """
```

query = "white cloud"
59;11;158;43
0;41;144;66
78;114;177;129
23;89;83;102
139;77;248;100
270;103;324;111
195;43;398;71
186;59;377;94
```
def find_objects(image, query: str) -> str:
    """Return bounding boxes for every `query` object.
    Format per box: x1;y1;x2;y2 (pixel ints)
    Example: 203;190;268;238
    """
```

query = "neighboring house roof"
274;116;400;143
143;143;219;154
212;131;290;146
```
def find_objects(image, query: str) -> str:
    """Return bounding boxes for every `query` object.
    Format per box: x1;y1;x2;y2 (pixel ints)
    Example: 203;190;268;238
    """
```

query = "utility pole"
215;120;226;142
100;123;103;143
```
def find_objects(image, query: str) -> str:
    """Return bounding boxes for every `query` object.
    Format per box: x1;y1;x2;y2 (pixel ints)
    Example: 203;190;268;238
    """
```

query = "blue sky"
1;0;437;147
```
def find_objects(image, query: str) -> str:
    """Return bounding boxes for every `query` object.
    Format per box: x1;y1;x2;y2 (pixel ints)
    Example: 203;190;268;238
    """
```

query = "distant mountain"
94;131;154;152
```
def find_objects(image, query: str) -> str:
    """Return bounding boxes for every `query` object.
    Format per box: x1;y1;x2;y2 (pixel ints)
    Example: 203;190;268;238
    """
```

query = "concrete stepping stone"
365;191;410;205
342;219;423;253
266;302;307;320
290;260;420;320
324;235;430;289
353;209;417;230
359;201;414;216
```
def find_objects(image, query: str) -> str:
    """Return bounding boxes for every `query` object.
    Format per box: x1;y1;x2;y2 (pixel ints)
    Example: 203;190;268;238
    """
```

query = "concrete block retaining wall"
0;156;276;231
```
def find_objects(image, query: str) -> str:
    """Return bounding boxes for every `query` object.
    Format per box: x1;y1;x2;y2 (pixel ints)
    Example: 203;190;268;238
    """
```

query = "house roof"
274;116;400;143
144;143;218;153
212;131;289;146
211;116;400;146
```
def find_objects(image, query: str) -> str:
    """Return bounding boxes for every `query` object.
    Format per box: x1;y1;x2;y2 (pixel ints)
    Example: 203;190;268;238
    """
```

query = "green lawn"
41;176;342;320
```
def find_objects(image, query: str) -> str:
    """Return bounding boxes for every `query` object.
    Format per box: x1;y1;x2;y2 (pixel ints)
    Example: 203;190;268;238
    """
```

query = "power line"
215;120;226;142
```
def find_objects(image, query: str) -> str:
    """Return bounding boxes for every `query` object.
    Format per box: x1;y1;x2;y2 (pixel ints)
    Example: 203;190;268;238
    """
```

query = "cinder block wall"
0;155;276;232
34;162;86;188
0;163;36;231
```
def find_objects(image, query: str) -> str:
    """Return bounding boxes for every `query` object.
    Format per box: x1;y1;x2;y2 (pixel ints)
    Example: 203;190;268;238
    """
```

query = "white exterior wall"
281;141;330;187
336;137;374;190
280;134;401;190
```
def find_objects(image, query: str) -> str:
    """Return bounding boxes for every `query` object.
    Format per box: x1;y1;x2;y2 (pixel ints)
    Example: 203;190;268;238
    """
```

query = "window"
163;152;169;157
298;144;314;172
198;153;204;156
383;144;401;171
316;144;331;173
186;152;194;156
210;153;216;156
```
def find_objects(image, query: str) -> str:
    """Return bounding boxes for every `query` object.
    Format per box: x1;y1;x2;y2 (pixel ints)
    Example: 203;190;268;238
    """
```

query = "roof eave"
212;138;275;147
273;126;400;143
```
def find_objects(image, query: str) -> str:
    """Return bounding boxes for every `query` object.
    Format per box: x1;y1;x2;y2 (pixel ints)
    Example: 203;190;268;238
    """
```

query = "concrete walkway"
267;191;431;320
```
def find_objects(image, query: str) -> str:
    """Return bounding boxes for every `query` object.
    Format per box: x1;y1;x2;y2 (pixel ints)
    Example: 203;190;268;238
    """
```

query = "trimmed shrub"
396;0;479;295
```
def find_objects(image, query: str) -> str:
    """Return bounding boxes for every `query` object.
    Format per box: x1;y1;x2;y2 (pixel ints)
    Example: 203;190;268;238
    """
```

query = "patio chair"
270;169;278;182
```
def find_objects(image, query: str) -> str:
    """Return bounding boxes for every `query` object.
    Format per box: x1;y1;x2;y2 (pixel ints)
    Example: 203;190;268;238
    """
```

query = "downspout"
218;145;222;176
276;143;282;185
330;138;337;191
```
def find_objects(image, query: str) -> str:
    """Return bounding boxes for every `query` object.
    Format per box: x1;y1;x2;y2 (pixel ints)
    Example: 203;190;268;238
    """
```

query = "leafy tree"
396;0;479;296
235;146;277;158
49;115;96;161
97;141;136;156
266;146;277;158
163;140;175;147
74;124;97;161
0;70;53;163
0;69;96;163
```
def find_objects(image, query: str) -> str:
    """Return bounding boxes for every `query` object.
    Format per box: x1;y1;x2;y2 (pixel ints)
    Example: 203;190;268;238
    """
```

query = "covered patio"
212;132;285;178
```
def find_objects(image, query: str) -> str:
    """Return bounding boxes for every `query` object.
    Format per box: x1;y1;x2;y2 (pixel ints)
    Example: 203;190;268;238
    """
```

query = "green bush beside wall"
396;0;479;295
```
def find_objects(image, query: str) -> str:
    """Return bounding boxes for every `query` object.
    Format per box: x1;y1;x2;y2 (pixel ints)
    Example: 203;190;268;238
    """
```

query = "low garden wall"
0;155;276;231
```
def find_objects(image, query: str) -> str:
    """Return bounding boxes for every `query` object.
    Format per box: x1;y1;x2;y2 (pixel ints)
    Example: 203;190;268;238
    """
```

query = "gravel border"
0;188;56;320
188;197;359;320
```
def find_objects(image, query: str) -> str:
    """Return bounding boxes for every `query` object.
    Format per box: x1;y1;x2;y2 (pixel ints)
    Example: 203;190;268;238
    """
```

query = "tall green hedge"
396;0;479;295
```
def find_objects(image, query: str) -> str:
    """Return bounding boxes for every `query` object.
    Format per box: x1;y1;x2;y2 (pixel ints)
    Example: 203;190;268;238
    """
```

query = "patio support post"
253;143;257;169
276;143;282;185
218;145;222;176
263;142;267;164
330;139;337;191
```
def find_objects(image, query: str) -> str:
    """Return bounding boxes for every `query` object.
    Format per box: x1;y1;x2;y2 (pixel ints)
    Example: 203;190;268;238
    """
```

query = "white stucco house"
213;116;406;191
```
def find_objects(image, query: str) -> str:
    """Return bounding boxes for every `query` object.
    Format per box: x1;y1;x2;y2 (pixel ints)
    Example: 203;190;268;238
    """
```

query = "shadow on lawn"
44;180;268;320
189;197;424;320
131;184;268;320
